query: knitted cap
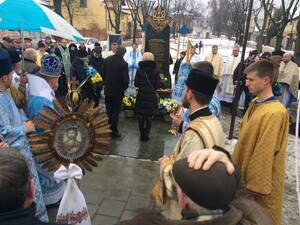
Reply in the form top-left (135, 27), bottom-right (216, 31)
top-left (78, 49), bottom-right (88, 58)
top-left (0, 49), bottom-right (12, 77)
top-left (93, 46), bottom-right (102, 54)
top-left (2, 36), bottom-right (12, 43)
top-left (7, 49), bottom-right (21, 64)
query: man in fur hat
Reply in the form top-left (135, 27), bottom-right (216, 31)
top-left (153, 69), bottom-right (225, 219)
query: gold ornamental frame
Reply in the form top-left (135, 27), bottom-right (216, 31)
top-left (28, 99), bottom-right (111, 172)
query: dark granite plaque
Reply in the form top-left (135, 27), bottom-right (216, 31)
top-left (145, 5), bottom-right (172, 88)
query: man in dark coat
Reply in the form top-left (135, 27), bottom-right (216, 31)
top-left (233, 49), bottom-right (258, 111)
top-left (89, 46), bottom-right (104, 107)
top-left (68, 43), bottom-right (78, 63)
top-left (54, 39), bottom-right (71, 99)
top-left (0, 148), bottom-right (67, 225)
top-left (102, 46), bottom-right (129, 138)
top-left (70, 48), bottom-right (93, 101)
top-left (173, 51), bottom-right (186, 84)
top-left (0, 36), bottom-right (13, 49)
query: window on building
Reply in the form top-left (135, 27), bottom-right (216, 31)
top-left (79, 0), bottom-right (87, 8)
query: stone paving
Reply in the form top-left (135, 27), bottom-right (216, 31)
top-left (48, 156), bottom-right (160, 225)
top-left (47, 106), bottom-right (300, 225)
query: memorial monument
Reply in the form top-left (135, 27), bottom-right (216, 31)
top-left (145, 4), bottom-right (172, 88)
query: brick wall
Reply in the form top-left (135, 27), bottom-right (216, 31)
top-left (78, 29), bottom-right (107, 41)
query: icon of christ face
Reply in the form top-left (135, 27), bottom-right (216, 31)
top-left (63, 128), bottom-right (81, 153)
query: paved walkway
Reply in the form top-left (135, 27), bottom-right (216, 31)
top-left (48, 112), bottom-right (176, 224)
top-left (47, 107), bottom-right (300, 225)
top-left (48, 156), bottom-right (159, 225)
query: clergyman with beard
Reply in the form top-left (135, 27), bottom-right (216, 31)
top-left (153, 69), bottom-right (225, 219)
top-left (27, 55), bottom-right (65, 207)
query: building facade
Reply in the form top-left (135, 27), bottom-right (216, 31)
top-left (49, 0), bottom-right (132, 40)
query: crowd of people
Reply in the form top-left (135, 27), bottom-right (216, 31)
top-left (0, 34), bottom-right (299, 225)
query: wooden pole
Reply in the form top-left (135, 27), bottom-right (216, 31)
top-left (228, 0), bottom-right (254, 139)
top-left (186, 37), bottom-right (191, 64)
top-left (176, 34), bottom-right (181, 59)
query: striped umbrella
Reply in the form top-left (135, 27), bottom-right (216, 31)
top-left (0, 0), bottom-right (83, 41)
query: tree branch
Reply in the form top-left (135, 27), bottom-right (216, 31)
top-left (103, 0), bottom-right (117, 30)
top-left (260, 0), bottom-right (276, 24)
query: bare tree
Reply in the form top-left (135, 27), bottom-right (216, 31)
top-left (53, 0), bottom-right (63, 17)
top-left (260, 0), bottom-right (299, 50)
top-left (230, 0), bottom-right (248, 45)
top-left (171, 0), bottom-right (204, 35)
top-left (62, 0), bottom-right (89, 26)
top-left (126, 0), bottom-right (143, 42)
top-left (63, 0), bottom-right (75, 25)
top-left (103, 0), bottom-right (124, 34)
top-left (208, 0), bottom-right (223, 36)
top-left (140, 0), bottom-right (155, 23)
top-left (253, 0), bottom-right (273, 52)
top-left (160, 0), bottom-right (172, 15)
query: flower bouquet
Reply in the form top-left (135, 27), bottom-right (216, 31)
top-left (122, 96), bottom-right (136, 110)
top-left (122, 96), bottom-right (136, 117)
top-left (84, 63), bottom-right (103, 86)
top-left (158, 98), bottom-right (179, 114)
top-left (77, 63), bottom-right (103, 94)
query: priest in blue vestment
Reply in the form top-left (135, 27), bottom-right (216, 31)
top-left (0, 49), bottom-right (48, 221)
top-left (27, 55), bottom-right (65, 207)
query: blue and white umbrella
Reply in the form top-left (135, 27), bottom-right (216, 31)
top-left (0, 0), bottom-right (83, 41)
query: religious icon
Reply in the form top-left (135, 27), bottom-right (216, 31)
top-left (63, 127), bottom-right (82, 153)
top-left (28, 99), bottom-right (111, 172)
top-left (54, 119), bottom-right (90, 160)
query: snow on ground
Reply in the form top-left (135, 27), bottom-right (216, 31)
top-left (170, 38), bottom-right (255, 62)
top-left (102, 37), bottom-right (299, 224)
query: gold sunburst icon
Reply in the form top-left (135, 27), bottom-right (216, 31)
top-left (28, 99), bottom-right (111, 173)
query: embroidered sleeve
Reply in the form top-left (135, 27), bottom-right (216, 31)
top-left (0, 104), bottom-right (26, 147)
top-left (177, 130), bottom-right (204, 160)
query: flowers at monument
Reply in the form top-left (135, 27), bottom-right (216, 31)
top-left (122, 96), bottom-right (136, 109)
top-left (158, 98), bottom-right (178, 113)
top-left (160, 73), bottom-right (168, 82)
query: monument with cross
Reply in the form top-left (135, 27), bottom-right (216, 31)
top-left (145, 3), bottom-right (172, 88)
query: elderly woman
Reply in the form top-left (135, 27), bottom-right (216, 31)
top-left (23, 48), bottom-right (40, 74)
top-left (134, 52), bottom-right (163, 141)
